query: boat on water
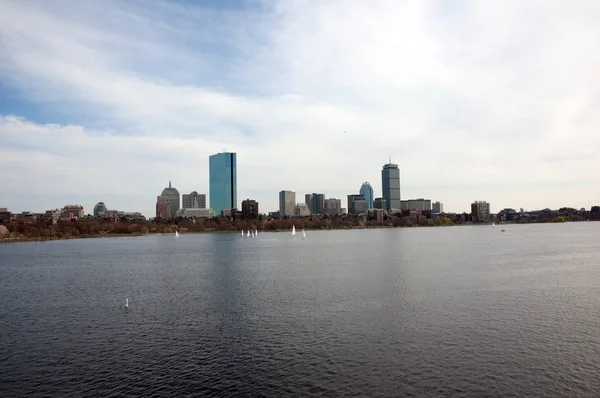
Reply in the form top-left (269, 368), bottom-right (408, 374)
top-left (302, 229), bottom-right (307, 240)
top-left (292, 225), bottom-right (296, 236)
top-left (175, 230), bottom-right (179, 237)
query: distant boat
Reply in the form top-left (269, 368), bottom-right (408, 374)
top-left (302, 229), bottom-right (306, 240)
top-left (241, 230), bottom-right (244, 237)
top-left (500, 228), bottom-right (506, 232)
top-left (492, 222), bottom-right (495, 227)
top-left (292, 225), bottom-right (296, 236)
top-left (255, 229), bottom-right (258, 236)
top-left (175, 230), bottom-right (179, 237)
top-left (124, 298), bottom-right (129, 310)
top-left (247, 230), bottom-right (250, 237)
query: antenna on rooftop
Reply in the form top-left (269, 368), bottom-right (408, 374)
top-left (389, 154), bottom-right (391, 164)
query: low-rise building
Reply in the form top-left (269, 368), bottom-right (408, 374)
top-left (176, 208), bottom-right (216, 218)
top-left (61, 205), bottom-right (84, 221)
top-left (241, 199), bottom-right (259, 219)
top-left (295, 203), bottom-right (311, 217)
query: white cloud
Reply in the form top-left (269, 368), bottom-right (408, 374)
top-left (0, 0), bottom-right (599, 216)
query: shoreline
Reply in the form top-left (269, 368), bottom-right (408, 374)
top-left (2, 221), bottom-right (592, 244)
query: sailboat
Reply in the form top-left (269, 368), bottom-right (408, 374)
top-left (492, 222), bottom-right (495, 227)
top-left (255, 229), bottom-right (258, 236)
top-left (175, 230), bottom-right (179, 237)
top-left (247, 230), bottom-right (250, 237)
top-left (241, 230), bottom-right (244, 237)
top-left (124, 298), bottom-right (129, 310)
top-left (302, 229), bottom-right (306, 240)
top-left (292, 225), bottom-right (296, 236)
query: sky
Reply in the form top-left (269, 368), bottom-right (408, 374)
top-left (0, 0), bottom-right (599, 217)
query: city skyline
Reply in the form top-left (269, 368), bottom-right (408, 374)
top-left (1, 1), bottom-right (599, 217)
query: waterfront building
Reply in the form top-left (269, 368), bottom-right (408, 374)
top-left (353, 199), bottom-right (369, 215)
top-left (156, 196), bottom-right (171, 218)
top-left (432, 201), bottom-right (443, 214)
top-left (61, 205), bottom-right (84, 221)
top-left (373, 197), bottom-right (387, 210)
top-left (241, 199), bottom-right (259, 219)
top-left (471, 201), bottom-right (491, 222)
top-left (359, 182), bottom-right (374, 209)
top-left (182, 191), bottom-right (206, 209)
top-left (93, 202), bottom-right (107, 217)
top-left (159, 181), bottom-right (180, 218)
top-left (209, 152), bottom-right (237, 215)
top-left (279, 190), bottom-right (296, 217)
top-left (324, 198), bottom-right (342, 216)
top-left (295, 203), bottom-right (311, 217)
top-left (401, 198), bottom-right (432, 211)
top-left (381, 160), bottom-right (401, 211)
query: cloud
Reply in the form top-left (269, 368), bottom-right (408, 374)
top-left (0, 0), bottom-right (599, 216)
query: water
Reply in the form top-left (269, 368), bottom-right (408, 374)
top-left (1, 223), bottom-right (600, 397)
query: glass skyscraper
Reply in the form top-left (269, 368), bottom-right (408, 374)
top-left (359, 182), bottom-right (374, 209)
top-left (382, 161), bottom-right (401, 211)
top-left (209, 152), bottom-right (237, 215)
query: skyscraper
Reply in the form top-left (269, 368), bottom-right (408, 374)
top-left (381, 160), bottom-right (401, 211)
top-left (359, 182), bottom-right (374, 209)
top-left (158, 181), bottom-right (180, 218)
top-left (209, 152), bottom-right (237, 215)
top-left (305, 193), bottom-right (325, 215)
top-left (279, 191), bottom-right (296, 217)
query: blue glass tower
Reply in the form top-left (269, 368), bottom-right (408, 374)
top-left (359, 182), bottom-right (374, 209)
top-left (209, 152), bottom-right (237, 215)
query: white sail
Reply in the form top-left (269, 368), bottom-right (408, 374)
top-left (292, 225), bottom-right (296, 236)
top-left (124, 298), bottom-right (129, 310)
top-left (247, 230), bottom-right (250, 237)
top-left (302, 229), bottom-right (306, 240)
top-left (255, 229), bottom-right (258, 236)
top-left (241, 230), bottom-right (244, 237)
top-left (175, 230), bottom-right (179, 237)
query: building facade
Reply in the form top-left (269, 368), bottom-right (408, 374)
top-left (373, 197), bottom-right (387, 210)
top-left (156, 196), bottom-right (171, 218)
top-left (182, 191), bottom-right (207, 209)
top-left (347, 194), bottom-right (365, 215)
top-left (471, 201), bottom-right (491, 222)
top-left (324, 198), bottom-right (342, 216)
top-left (93, 202), bottom-right (107, 218)
top-left (159, 181), bottom-right (180, 218)
top-left (295, 203), bottom-right (311, 217)
top-left (279, 190), bottom-right (296, 217)
top-left (432, 201), bottom-right (443, 213)
top-left (61, 205), bottom-right (84, 221)
top-left (241, 199), bottom-right (259, 219)
top-left (382, 161), bottom-right (401, 211)
top-left (209, 152), bottom-right (237, 215)
top-left (305, 193), bottom-right (325, 215)
top-left (175, 208), bottom-right (215, 218)
top-left (401, 198), bottom-right (432, 211)
top-left (359, 182), bottom-right (374, 209)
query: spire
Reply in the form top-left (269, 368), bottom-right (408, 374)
top-left (169, 180), bottom-right (171, 188)
top-left (389, 154), bottom-right (391, 164)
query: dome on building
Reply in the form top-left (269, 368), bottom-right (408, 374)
top-left (161, 180), bottom-right (180, 196)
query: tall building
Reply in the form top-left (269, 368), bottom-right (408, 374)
top-left (159, 181), bottom-right (180, 218)
top-left (324, 198), bottom-right (342, 216)
top-left (209, 152), bottom-right (237, 215)
top-left (279, 190), bottom-right (296, 217)
top-left (432, 201), bottom-right (443, 213)
top-left (182, 191), bottom-right (206, 209)
top-left (471, 201), bottom-right (491, 222)
top-left (93, 202), bottom-right (107, 217)
top-left (241, 199), bottom-right (259, 219)
top-left (305, 193), bottom-right (325, 215)
top-left (359, 182), bottom-right (374, 209)
top-left (382, 160), bottom-right (401, 211)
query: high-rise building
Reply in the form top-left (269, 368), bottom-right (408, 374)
top-left (241, 199), bottom-right (259, 219)
top-left (359, 182), bottom-right (374, 209)
top-left (279, 190), bottom-right (296, 217)
top-left (382, 160), bottom-right (401, 211)
top-left (432, 201), bottom-right (443, 213)
top-left (471, 201), bottom-right (491, 223)
top-left (182, 191), bottom-right (206, 209)
top-left (93, 202), bottom-right (107, 217)
top-left (159, 181), bottom-right (180, 218)
top-left (305, 193), bottom-right (325, 215)
top-left (324, 198), bottom-right (342, 216)
top-left (209, 152), bottom-right (237, 215)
